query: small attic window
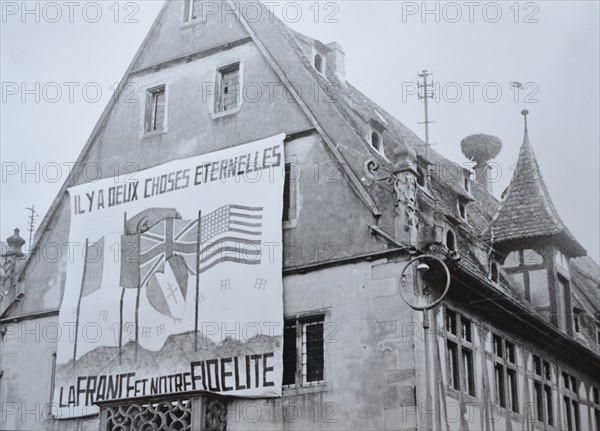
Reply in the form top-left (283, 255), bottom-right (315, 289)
top-left (314, 54), bottom-right (324, 73)
top-left (371, 131), bottom-right (384, 155)
top-left (446, 230), bottom-right (456, 251)
top-left (490, 262), bottom-right (499, 283)
top-left (463, 172), bottom-right (471, 192)
top-left (458, 201), bottom-right (467, 221)
top-left (416, 166), bottom-right (426, 187)
top-left (573, 312), bottom-right (581, 333)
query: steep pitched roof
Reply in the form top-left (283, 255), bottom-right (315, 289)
top-left (485, 115), bottom-right (585, 256)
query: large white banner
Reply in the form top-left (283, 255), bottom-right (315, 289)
top-left (53, 134), bottom-right (285, 418)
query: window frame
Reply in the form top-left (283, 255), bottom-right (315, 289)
top-left (282, 160), bottom-right (298, 229)
top-left (492, 334), bottom-right (519, 413)
top-left (213, 62), bottom-right (242, 118)
top-left (457, 200), bottom-right (468, 221)
top-left (532, 354), bottom-right (554, 426)
top-left (182, 0), bottom-right (197, 23)
top-left (562, 370), bottom-right (580, 431)
top-left (283, 314), bottom-right (327, 390)
top-left (144, 85), bottom-right (167, 134)
top-left (444, 308), bottom-right (475, 397)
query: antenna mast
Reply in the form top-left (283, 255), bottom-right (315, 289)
top-left (417, 70), bottom-right (435, 182)
top-left (25, 205), bottom-right (38, 252)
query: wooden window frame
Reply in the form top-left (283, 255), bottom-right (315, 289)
top-left (183, 0), bottom-right (197, 23)
top-left (145, 85), bottom-right (166, 133)
top-left (492, 334), bottom-right (519, 412)
top-left (532, 354), bottom-right (554, 425)
top-left (562, 371), bottom-right (580, 431)
top-left (215, 63), bottom-right (241, 114)
top-left (444, 308), bottom-right (475, 397)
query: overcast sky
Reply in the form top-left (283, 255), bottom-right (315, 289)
top-left (1, 1), bottom-right (599, 261)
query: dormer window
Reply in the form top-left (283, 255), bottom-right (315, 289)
top-left (314, 54), bottom-right (324, 73)
top-left (463, 171), bottom-right (471, 192)
top-left (490, 262), bottom-right (499, 283)
top-left (371, 131), bottom-right (383, 154)
top-left (416, 166), bottom-right (426, 187)
top-left (446, 230), bottom-right (456, 251)
top-left (458, 201), bottom-right (467, 221)
top-left (573, 311), bottom-right (581, 333)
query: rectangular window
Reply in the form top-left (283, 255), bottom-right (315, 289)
top-left (283, 315), bottom-right (325, 388)
top-left (562, 371), bottom-right (580, 431)
top-left (303, 319), bottom-right (324, 384)
top-left (461, 319), bottom-right (472, 342)
top-left (545, 384), bottom-right (554, 425)
top-left (533, 355), bottom-right (541, 376)
top-left (183, 0), bottom-right (197, 22)
top-left (447, 341), bottom-right (459, 389)
top-left (573, 313), bottom-right (580, 333)
top-left (444, 309), bottom-right (474, 396)
top-left (216, 63), bottom-right (240, 113)
top-left (493, 335), bottom-right (503, 357)
top-left (507, 368), bottom-right (518, 412)
top-left (534, 356), bottom-right (554, 425)
top-left (462, 348), bottom-right (475, 396)
top-left (282, 323), bottom-right (297, 386)
top-left (446, 309), bottom-right (457, 335)
top-left (492, 334), bottom-right (518, 411)
top-left (283, 163), bottom-right (292, 222)
top-left (495, 363), bottom-right (506, 407)
top-left (145, 85), bottom-right (166, 132)
top-left (505, 341), bottom-right (515, 364)
top-left (534, 382), bottom-right (543, 421)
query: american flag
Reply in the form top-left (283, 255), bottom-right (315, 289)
top-left (198, 205), bottom-right (263, 274)
top-left (139, 218), bottom-right (198, 287)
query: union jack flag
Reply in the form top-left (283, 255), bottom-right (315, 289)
top-left (198, 205), bottom-right (263, 274)
top-left (139, 218), bottom-right (198, 287)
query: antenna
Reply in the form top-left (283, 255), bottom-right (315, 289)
top-left (417, 70), bottom-right (435, 183)
top-left (25, 205), bottom-right (38, 252)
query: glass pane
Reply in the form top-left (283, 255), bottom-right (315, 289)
top-left (503, 251), bottom-right (521, 268)
top-left (447, 341), bottom-right (459, 389)
top-left (523, 249), bottom-right (544, 265)
top-left (507, 272), bottom-right (526, 298)
top-left (529, 269), bottom-right (550, 308)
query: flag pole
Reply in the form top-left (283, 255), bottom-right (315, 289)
top-left (73, 238), bottom-right (89, 364)
top-left (119, 212), bottom-right (126, 365)
top-left (195, 210), bottom-right (201, 351)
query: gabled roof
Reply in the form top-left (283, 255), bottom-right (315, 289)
top-left (485, 114), bottom-right (585, 257)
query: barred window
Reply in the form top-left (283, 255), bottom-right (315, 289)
top-left (445, 308), bottom-right (474, 396)
top-left (533, 354), bottom-right (554, 425)
top-left (145, 85), bottom-right (166, 132)
top-left (283, 316), bottom-right (325, 387)
top-left (216, 64), bottom-right (240, 113)
top-left (492, 334), bottom-right (519, 412)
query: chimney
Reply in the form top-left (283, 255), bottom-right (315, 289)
top-left (326, 42), bottom-right (345, 82)
top-left (460, 134), bottom-right (502, 194)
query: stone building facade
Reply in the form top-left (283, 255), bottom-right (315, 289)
top-left (1, 1), bottom-right (599, 430)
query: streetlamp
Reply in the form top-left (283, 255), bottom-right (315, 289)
top-left (399, 255), bottom-right (451, 430)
